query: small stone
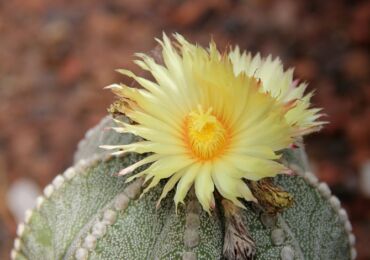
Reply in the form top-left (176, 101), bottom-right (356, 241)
top-left (103, 209), bottom-right (117, 225)
top-left (271, 228), bottom-right (285, 245)
top-left (350, 247), bottom-right (357, 260)
top-left (329, 196), bottom-right (341, 210)
top-left (92, 222), bottom-right (107, 238)
top-left (185, 213), bottom-right (200, 230)
top-left (261, 213), bottom-right (277, 228)
top-left (75, 248), bottom-right (88, 260)
top-left (52, 175), bottom-right (65, 189)
top-left (183, 251), bottom-right (196, 260)
top-left (36, 196), bottom-right (45, 209)
top-left (17, 223), bottom-right (25, 236)
top-left (63, 167), bottom-right (76, 180)
top-left (43, 184), bottom-right (54, 198)
top-left (184, 229), bottom-right (199, 249)
top-left (114, 193), bottom-right (129, 211)
top-left (318, 182), bottom-right (331, 198)
top-left (83, 234), bottom-right (97, 250)
top-left (280, 246), bottom-right (294, 260)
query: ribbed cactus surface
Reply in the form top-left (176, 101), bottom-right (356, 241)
top-left (11, 117), bottom-right (356, 260)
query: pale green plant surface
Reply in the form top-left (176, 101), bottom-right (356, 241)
top-left (12, 117), bottom-right (356, 260)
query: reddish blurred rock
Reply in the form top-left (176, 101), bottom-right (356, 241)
top-left (293, 58), bottom-right (317, 82)
top-left (167, 0), bottom-right (232, 27)
top-left (352, 221), bottom-right (370, 260)
top-left (316, 161), bottom-right (344, 186)
top-left (40, 18), bottom-right (74, 66)
top-left (349, 2), bottom-right (370, 45)
top-left (342, 50), bottom-right (369, 81)
top-left (347, 117), bottom-right (370, 148)
top-left (270, 0), bottom-right (299, 32)
top-left (58, 56), bottom-right (84, 86)
top-left (85, 9), bottom-right (125, 44)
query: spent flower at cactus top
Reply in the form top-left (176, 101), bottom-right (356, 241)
top-left (102, 34), bottom-right (324, 212)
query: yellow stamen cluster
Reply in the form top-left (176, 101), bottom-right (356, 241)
top-left (184, 106), bottom-right (228, 161)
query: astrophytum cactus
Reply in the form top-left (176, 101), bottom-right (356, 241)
top-left (11, 116), bottom-right (356, 260)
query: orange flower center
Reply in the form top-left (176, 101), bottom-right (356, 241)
top-left (184, 106), bottom-right (229, 161)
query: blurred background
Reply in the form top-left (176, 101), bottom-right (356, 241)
top-left (0, 0), bottom-right (369, 259)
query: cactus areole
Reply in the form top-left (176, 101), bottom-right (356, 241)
top-left (12, 35), bottom-right (355, 260)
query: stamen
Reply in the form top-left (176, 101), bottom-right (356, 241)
top-left (184, 106), bottom-right (229, 161)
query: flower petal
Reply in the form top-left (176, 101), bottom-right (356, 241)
top-left (144, 155), bottom-right (193, 181)
top-left (194, 163), bottom-right (215, 213)
top-left (224, 154), bottom-right (287, 181)
top-left (157, 168), bottom-right (187, 208)
top-left (117, 154), bottom-right (162, 176)
top-left (212, 170), bottom-right (256, 208)
top-left (114, 141), bottom-right (186, 155)
top-left (174, 163), bottom-right (200, 209)
top-left (229, 146), bottom-right (281, 160)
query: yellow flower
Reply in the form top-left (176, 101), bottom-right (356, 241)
top-left (229, 48), bottom-right (325, 135)
top-left (102, 34), bottom-right (316, 212)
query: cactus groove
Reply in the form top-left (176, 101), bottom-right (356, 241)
top-left (12, 117), bottom-right (356, 260)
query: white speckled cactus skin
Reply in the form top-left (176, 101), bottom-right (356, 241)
top-left (12, 117), bottom-right (356, 260)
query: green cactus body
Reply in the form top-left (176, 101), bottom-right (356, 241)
top-left (12, 117), bottom-right (356, 260)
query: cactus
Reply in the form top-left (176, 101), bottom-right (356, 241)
top-left (11, 116), bottom-right (356, 260)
